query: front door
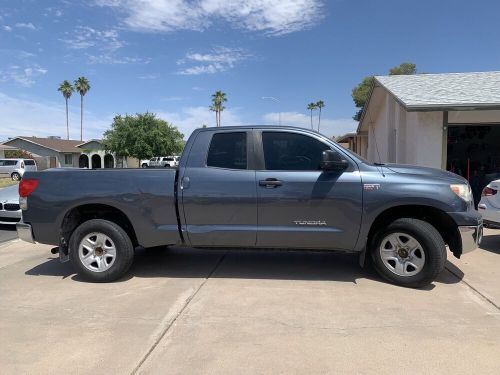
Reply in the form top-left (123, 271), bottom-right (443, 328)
top-left (181, 130), bottom-right (257, 247)
top-left (256, 131), bottom-right (363, 250)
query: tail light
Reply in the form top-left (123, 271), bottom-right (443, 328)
top-left (19, 178), bottom-right (39, 197)
top-left (482, 187), bottom-right (498, 197)
top-left (20, 161), bottom-right (25, 169)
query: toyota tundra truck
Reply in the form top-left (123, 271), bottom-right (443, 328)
top-left (16, 126), bottom-right (482, 287)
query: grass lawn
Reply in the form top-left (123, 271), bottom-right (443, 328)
top-left (0, 178), bottom-right (18, 189)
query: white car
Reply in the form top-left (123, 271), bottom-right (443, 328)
top-left (0, 158), bottom-right (37, 181)
top-left (141, 156), bottom-right (179, 168)
top-left (478, 179), bottom-right (500, 227)
top-left (0, 184), bottom-right (21, 225)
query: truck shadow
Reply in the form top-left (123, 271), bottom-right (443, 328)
top-left (25, 247), bottom-right (462, 289)
top-left (478, 232), bottom-right (500, 255)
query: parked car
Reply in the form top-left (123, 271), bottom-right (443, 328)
top-left (478, 179), bottom-right (500, 227)
top-left (0, 158), bottom-right (37, 181)
top-left (0, 184), bottom-right (21, 225)
top-left (157, 156), bottom-right (177, 168)
top-left (17, 126), bottom-right (482, 287)
top-left (146, 156), bottom-right (178, 168)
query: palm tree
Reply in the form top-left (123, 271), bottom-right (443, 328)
top-left (210, 91), bottom-right (227, 127)
top-left (74, 77), bottom-right (91, 141)
top-left (210, 103), bottom-right (218, 127)
top-left (316, 100), bottom-right (325, 132)
top-left (58, 80), bottom-right (74, 140)
top-left (307, 103), bottom-right (317, 130)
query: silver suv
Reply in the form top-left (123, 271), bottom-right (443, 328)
top-left (0, 159), bottom-right (37, 181)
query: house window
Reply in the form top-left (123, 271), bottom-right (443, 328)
top-left (64, 154), bottom-right (73, 165)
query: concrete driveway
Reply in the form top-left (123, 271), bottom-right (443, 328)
top-left (0, 224), bottom-right (17, 243)
top-left (1, 230), bottom-right (500, 375)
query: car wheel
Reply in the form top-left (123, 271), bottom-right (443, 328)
top-left (371, 218), bottom-right (446, 288)
top-left (141, 163), bottom-right (148, 168)
top-left (69, 219), bottom-right (134, 282)
top-left (11, 172), bottom-right (21, 181)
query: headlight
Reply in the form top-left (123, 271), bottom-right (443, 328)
top-left (450, 184), bottom-right (472, 202)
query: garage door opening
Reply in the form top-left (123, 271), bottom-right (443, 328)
top-left (447, 124), bottom-right (500, 205)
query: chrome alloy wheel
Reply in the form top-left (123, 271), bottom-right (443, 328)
top-left (379, 232), bottom-right (426, 277)
top-left (78, 232), bottom-right (117, 272)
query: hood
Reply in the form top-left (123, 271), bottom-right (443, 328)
top-left (0, 184), bottom-right (20, 203)
top-left (382, 163), bottom-right (468, 184)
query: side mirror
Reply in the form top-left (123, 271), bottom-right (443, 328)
top-left (320, 150), bottom-right (349, 171)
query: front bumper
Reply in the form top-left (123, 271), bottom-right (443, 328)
top-left (0, 209), bottom-right (22, 225)
top-left (16, 222), bottom-right (35, 243)
top-left (458, 224), bottom-right (483, 254)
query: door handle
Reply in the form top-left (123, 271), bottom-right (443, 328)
top-left (259, 178), bottom-right (282, 188)
top-left (180, 176), bottom-right (190, 190)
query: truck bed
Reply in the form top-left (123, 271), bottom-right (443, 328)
top-left (22, 168), bottom-right (181, 248)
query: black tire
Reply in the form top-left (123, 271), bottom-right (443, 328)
top-left (141, 163), bottom-right (148, 168)
top-left (69, 219), bottom-right (134, 282)
top-left (11, 172), bottom-right (21, 181)
top-left (370, 218), bottom-right (446, 288)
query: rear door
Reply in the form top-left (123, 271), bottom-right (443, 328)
top-left (24, 159), bottom-right (37, 172)
top-left (0, 160), bottom-right (7, 177)
top-left (180, 130), bottom-right (257, 247)
top-left (255, 130), bottom-right (363, 250)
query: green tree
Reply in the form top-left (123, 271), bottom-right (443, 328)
top-left (351, 76), bottom-right (375, 121)
top-left (103, 112), bottom-right (184, 161)
top-left (58, 80), bottom-right (74, 139)
top-left (307, 102), bottom-right (317, 129)
top-left (351, 62), bottom-right (417, 121)
top-left (74, 76), bottom-right (91, 141)
top-left (210, 91), bottom-right (227, 127)
top-left (316, 100), bottom-right (325, 132)
top-left (389, 62), bottom-right (417, 75)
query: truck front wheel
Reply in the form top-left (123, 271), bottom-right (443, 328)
top-left (69, 219), bottom-right (134, 282)
top-left (371, 218), bottom-right (446, 288)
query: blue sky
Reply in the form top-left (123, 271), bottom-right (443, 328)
top-left (1, 0), bottom-right (500, 141)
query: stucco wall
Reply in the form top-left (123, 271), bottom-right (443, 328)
top-left (412, 112), bottom-right (443, 168)
top-left (367, 92), bottom-right (389, 162)
top-left (366, 93), bottom-right (443, 168)
top-left (79, 141), bottom-right (104, 151)
top-left (449, 110), bottom-right (500, 124)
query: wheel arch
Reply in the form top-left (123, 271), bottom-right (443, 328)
top-left (61, 203), bottom-right (138, 249)
top-left (367, 205), bottom-right (461, 257)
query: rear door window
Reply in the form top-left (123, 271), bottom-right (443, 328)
top-left (24, 160), bottom-right (35, 166)
top-left (207, 132), bottom-right (247, 170)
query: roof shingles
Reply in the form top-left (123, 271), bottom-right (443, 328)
top-left (15, 137), bottom-right (83, 153)
top-left (375, 71), bottom-right (500, 109)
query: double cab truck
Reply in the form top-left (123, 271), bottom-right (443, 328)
top-left (17, 126), bottom-right (483, 287)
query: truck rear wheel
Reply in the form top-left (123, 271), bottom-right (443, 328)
top-left (371, 218), bottom-right (446, 288)
top-left (69, 219), bottom-right (134, 282)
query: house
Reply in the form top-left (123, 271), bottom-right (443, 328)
top-left (1, 136), bottom-right (137, 169)
top-left (335, 132), bottom-right (368, 154)
top-left (76, 140), bottom-right (140, 168)
top-left (2, 136), bottom-right (84, 169)
top-left (0, 144), bottom-right (17, 158)
top-left (355, 71), bottom-right (500, 185)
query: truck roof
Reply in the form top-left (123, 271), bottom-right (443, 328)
top-left (195, 125), bottom-right (323, 134)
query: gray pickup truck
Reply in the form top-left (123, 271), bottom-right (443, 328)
top-left (17, 126), bottom-right (482, 287)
